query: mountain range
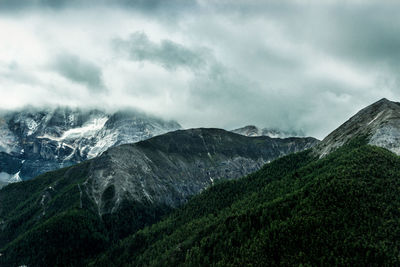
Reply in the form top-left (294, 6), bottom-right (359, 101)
top-left (0, 107), bottom-right (181, 183)
top-left (1, 98), bottom-right (400, 266)
top-left (78, 128), bottom-right (318, 215)
top-left (0, 128), bottom-right (318, 261)
top-left (232, 125), bottom-right (304, 138)
top-left (91, 98), bottom-right (400, 266)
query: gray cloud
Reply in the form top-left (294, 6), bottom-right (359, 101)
top-left (220, 1), bottom-right (400, 75)
top-left (53, 54), bottom-right (105, 92)
top-left (0, 172), bottom-right (12, 182)
top-left (114, 32), bottom-right (207, 71)
top-left (114, 0), bottom-right (197, 12)
top-left (113, 32), bottom-right (281, 130)
top-left (316, 6), bottom-right (400, 70)
top-left (0, 0), bottom-right (197, 14)
top-left (0, 62), bottom-right (39, 86)
top-left (0, 0), bottom-right (72, 10)
top-left (1, 1), bottom-right (400, 139)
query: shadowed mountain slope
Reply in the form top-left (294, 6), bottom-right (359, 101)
top-left (0, 127), bottom-right (318, 266)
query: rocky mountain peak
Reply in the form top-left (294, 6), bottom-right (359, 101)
top-left (314, 98), bottom-right (400, 157)
top-left (0, 107), bottom-right (181, 182)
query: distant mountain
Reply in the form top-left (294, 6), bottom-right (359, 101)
top-left (232, 125), bottom-right (304, 138)
top-left (0, 128), bottom-right (318, 266)
top-left (3, 98), bottom-right (400, 266)
top-left (314, 98), bottom-right (400, 157)
top-left (0, 107), bottom-right (181, 183)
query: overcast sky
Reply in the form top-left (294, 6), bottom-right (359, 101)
top-left (0, 0), bottom-right (399, 138)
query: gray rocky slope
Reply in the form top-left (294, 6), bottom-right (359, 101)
top-left (0, 128), bottom-right (319, 218)
top-left (0, 127), bottom-right (318, 256)
top-left (232, 125), bottom-right (304, 138)
top-left (83, 128), bottom-right (319, 214)
top-left (314, 98), bottom-right (400, 157)
top-left (0, 107), bottom-right (181, 183)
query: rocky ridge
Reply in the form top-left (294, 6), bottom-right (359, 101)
top-left (0, 107), bottom-right (181, 182)
top-left (83, 128), bottom-right (319, 214)
top-left (232, 125), bottom-right (304, 138)
top-left (314, 98), bottom-right (400, 157)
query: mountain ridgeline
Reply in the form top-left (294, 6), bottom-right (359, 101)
top-left (314, 98), bottom-right (400, 157)
top-left (0, 107), bottom-right (181, 183)
top-left (87, 128), bottom-right (318, 214)
top-left (93, 137), bottom-right (400, 266)
top-left (232, 125), bottom-right (304, 138)
top-left (91, 98), bottom-right (400, 266)
top-left (1, 98), bottom-right (400, 266)
top-left (0, 128), bottom-right (318, 266)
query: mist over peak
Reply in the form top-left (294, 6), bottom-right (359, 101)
top-left (1, 1), bottom-right (399, 138)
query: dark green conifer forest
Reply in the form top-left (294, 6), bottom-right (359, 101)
top-left (92, 138), bottom-right (400, 266)
top-left (2, 138), bottom-right (400, 266)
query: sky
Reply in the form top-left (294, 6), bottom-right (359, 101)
top-left (0, 0), bottom-right (399, 139)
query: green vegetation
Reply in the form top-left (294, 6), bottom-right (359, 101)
top-left (2, 137), bottom-right (400, 266)
top-left (92, 139), bottom-right (400, 266)
top-left (0, 161), bottom-right (171, 266)
top-left (0, 164), bottom-right (90, 250)
top-left (0, 209), bottom-right (108, 267)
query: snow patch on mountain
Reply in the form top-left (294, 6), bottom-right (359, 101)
top-left (232, 125), bottom-right (304, 138)
top-left (0, 107), bottom-right (182, 182)
top-left (26, 119), bottom-right (39, 136)
top-left (87, 130), bottom-right (119, 159)
top-left (60, 116), bottom-right (109, 140)
top-left (10, 171), bottom-right (22, 183)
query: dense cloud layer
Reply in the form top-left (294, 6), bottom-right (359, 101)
top-left (0, 0), bottom-right (399, 138)
top-left (53, 54), bottom-right (105, 92)
top-left (114, 32), bottom-right (207, 71)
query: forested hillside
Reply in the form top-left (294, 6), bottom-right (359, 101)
top-left (0, 128), bottom-right (317, 266)
top-left (92, 138), bottom-right (400, 266)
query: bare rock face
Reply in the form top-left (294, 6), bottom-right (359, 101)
top-left (0, 126), bottom-right (318, 259)
top-left (0, 107), bottom-right (181, 183)
top-left (232, 125), bottom-right (304, 138)
top-left (82, 128), bottom-right (319, 214)
top-left (0, 127), bottom-right (319, 230)
top-left (314, 98), bottom-right (400, 157)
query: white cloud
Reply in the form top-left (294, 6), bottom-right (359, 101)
top-left (0, 1), bottom-right (399, 139)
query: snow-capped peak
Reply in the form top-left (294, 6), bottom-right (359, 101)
top-left (0, 107), bottom-right (182, 182)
